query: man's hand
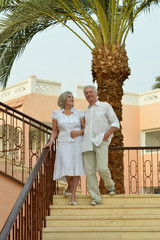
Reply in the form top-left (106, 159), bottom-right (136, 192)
top-left (103, 127), bottom-right (118, 142)
top-left (103, 132), bottom-right (109, 142)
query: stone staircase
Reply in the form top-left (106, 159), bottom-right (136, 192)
top-left (42, 194), bottom-right (160, 240)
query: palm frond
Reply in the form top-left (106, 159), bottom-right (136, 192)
top-left (152, 83), bottom-right (160, 89)
top-left (152, 76), bottom-right (160, 89)
top-left (94, 0), bottom-right (110, 45)
top-left (122, 0), bottom-right (160, 45)
top-left (0, 15), bottom-right (58, 88)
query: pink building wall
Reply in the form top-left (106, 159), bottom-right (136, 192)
top-left (122, 105), bottom-right (140, 146)
top-left (0, 174), bottom-right (23, 231)
top-left (140, 102), bottom-right (160, 130)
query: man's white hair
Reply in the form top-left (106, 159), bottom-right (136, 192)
top-left (83, 85), bottom-right (97, 94)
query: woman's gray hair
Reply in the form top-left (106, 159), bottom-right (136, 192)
top-left (58, 91), bottom-right (73, 108)
top-left (83, 85), bottom-right (97, 94)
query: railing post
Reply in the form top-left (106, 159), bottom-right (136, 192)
top-left (32, 185), bottom-right (37, 240)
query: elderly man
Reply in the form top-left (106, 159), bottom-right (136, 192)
top-left (82, 85), bottom-right (120, 206)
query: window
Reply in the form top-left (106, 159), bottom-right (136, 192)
top-left (145, 130), bottom-right (160, 147)
top-left (141, 129), bottom-right (160, 152)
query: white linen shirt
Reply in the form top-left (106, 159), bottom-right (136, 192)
top-left (82, 100), bottom-right (120, 152)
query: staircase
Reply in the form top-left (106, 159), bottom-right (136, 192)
top-left (42, 194), bottom-right (160, 240)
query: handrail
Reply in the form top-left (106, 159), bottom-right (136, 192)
top-left (0, 146), bottom-right (56, 240)
top-left (109, 146), bottom-right (160, 150)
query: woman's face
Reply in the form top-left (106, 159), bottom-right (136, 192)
top-left (65, 93), bottom-right (74, 107)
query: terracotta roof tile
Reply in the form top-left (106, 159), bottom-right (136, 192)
top-left (4, 95), bottom-right (29, 109)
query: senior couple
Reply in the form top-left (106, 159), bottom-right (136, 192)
top-left (43, 85), bottom-right (119, 206)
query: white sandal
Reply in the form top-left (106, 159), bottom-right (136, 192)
top-left (63, 191), bottom-right (71, 197)
top-left (70, 201), bottom-right (77, 205)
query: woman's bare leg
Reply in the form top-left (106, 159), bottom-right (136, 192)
top-left (65, 176), bottom-right (72, 193)
top-left (70, 176), bottom-right (80, 202)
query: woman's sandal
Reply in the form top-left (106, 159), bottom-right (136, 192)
top-left (63, 191), bottom-right (71, 197)
top-left (70, 201), bottom-right (77, 205)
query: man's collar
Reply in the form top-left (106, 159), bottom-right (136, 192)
top-left (95, 100), bottom-right (100, 105)
top-left (88, 100), bottom-right (99, 108)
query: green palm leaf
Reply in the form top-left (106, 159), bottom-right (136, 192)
top-left (152, 76), bottom-right (160, 90)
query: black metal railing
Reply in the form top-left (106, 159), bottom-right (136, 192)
top-left (0, 101), bottom-right (52, 183)
top-left (109, 146), bottom-right (160, 194)
top-left (0, 146), bottom-right (56, 240)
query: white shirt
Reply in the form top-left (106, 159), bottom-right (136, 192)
top-left (51, 108), bottom-right (84, 143)
top-left (82, 101), bottom-right (120, 152)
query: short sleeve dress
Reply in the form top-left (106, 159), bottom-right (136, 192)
top-left (51, 108), bottom-right (85, 181)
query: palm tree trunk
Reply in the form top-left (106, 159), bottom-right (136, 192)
top-left (91, 44), bottom-right (131, 194)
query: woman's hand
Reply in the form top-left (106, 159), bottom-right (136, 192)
top-left (43, 139), bottom-right (54, 150)
top-left (70, 130), bottom-right (80, 138)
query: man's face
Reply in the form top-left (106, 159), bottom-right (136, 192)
top-left (84, 87), bottom-right (97, 105)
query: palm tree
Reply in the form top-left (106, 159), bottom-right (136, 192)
top-left (0, 0), bottom-right (160, 193)
top-left (152, 76), bottom-right (160, 89)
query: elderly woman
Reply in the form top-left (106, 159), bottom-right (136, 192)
top-left (43, 91), bottom-right (85, 205)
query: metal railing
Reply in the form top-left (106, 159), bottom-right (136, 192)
top-left (0, 146), bottom-right (56, 240)
top-left (0, 102), bottom-right (57, 239)
top-left (0, 101), bottom-right (52, 183)
top-left (109, 146), bottom-right (160, 194)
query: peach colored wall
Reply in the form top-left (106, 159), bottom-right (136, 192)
top-left (0, 174), bottom-right (23, 231)
top-left (74, 98), bottom-right (88, 111)
top-left (140, 102), bottom-right (160, 130)
top-left (122, 105), bottom-right (140, 146)
top-left (23, 93), bottom-right (59, 122)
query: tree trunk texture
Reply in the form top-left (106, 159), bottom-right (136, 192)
top-left (92, 44), bottom-right (131, 194)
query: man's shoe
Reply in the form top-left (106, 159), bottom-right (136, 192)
top-left (108, 188), bottom-right (116, 196)
top-left (90, 200), bottom-right (101, 206)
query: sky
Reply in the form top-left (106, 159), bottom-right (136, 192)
top-left (6, 5), bottom-right (160, 96)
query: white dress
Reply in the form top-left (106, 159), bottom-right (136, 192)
top-left (52, 108), bottom-right (85, 180)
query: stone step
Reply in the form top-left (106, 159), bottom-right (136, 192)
top-left (53, 194), bottom-right (160, 205)
top-left (42, 194), bottom-right (160, 239)
top-left (41, 239), bottom-right (157, 240)
top-left (42, 239), bottom-right (159, 240)
top-left (50, 204), bottom-right (160, 216)
top-left (42, 226), bottom-right (160, 239)
top-left (46, 214), bottom-right (160, 227)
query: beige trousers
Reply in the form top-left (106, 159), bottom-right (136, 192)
top-left (83, 141), bottom-right (115, 202)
